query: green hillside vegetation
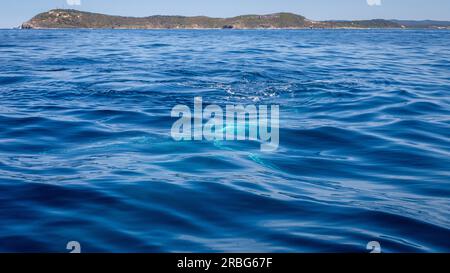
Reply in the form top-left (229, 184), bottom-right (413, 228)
top-left (22, 9), bottom-right (449, 30)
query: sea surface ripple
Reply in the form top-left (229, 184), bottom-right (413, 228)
top-left (0, 29), bottom-right (449, 252)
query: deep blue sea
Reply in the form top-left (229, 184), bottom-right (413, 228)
top-left (0, 29), bottom-right (449, 253)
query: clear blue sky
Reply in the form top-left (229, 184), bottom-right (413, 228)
top-left (1, 0), bottom-right (450, 28)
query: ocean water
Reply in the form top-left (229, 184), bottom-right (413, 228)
top-left (0, 29), bottom-right (449, 253)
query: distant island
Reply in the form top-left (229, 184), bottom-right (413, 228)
top-left (21, 9), bottom-right (450, 30)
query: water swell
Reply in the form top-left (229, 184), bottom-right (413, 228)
top-left (0, 29), bottom-right (449, 252)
